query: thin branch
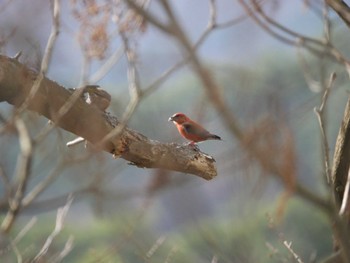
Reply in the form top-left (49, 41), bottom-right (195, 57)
top-left (17, 0), bottom-right (60, 113)
top-left (140, 0), bottom-right (247, 98)
top-left (89, 47), bottom-right (124, 83)
top-left (21, 163), bottom-right (65, 207)
top-left (98, 33), bottom-right (142, 146)
top-left (124, 0), bottom-right (172, 34)
top-left (51, 235), bottom-right (74, 263)
top-left (66, 136), bottom-right (85, 147)
top-left (1, 117), bottom-right (33, 233)
top-left (250, 0), bottom-right (324, 46)
top-left (237, 0), bottom-right (298, 46)
top-left (141, 0), bottom-right (219, 97)
top-left (4, 217), bottom-right (37, 263)
top-left (0, 166), bottom-right (11, 199)
top-left (146, 236), bottom-right (167, 259)
top-left (34, 86), bottom-right (88, 143)
top-left (164, 245), bottom-right (179, 263)
top-left (314, 72), bottom-right (336, 183)
top-left (283, 241), bottom-right (304, 263)
top-left (339, 168), bottom-right (350, 217)
top-left (296, 44), bottom-right (324, 92)
top-left (9, 240), bottom-right (22, 263)
top-left (13, 217), bottom-right (37, 244)
top-left (325, 0), bottom-right (350, 28)
top-left (33, 195), bottom-right (74, 262)
top-left (240, 0), bottom-right (350, 68)
top-left (323, 1), bottom-right (331, 43)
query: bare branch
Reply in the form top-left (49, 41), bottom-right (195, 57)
top-left (17, 0), bottom-right (60, 113)
top-left (89, 47), bottom-right (124, 83)
top-left (314, 72), bottom-right (337, 183)
top-left (1, 117), bottom-right (33, 233)
top-left (283, 241), bottom-right (304, 263)
top-left (146, 236), bottom-right (166, 259)
top-left (239, 0), bottom-right (350, 69)
top-left (13, 217), bottom-right (37, 244)
top-left (325, 0), bottom-right (350, 28)
top-left (98, 32), bottom-right (142, 147)
top-left (339, 168), bottom-right (350, 217)
top-left (9, 240), bottom-right (22, 263)
top-left (21, 163), bottom-right (65, 207)
top-left (124, 0), bottom-right (172, 34)
top-left (33, 195), bottom-right (73, 262)
top-left (51, 235), bottom-right (74, 263)
top-left (323, 2), bottom-right (331, 43)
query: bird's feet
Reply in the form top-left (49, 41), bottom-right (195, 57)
top-left (185, 141), bottom-right (199, 150)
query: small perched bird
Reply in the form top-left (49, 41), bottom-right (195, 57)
top-left (168, 112), bottom-right (221, 145)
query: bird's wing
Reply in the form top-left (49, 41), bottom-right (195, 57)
top-left (183, 123), bottom-right (210, 137)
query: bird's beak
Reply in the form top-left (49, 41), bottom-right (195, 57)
top-left (168, 116), bottom-right (174, 122)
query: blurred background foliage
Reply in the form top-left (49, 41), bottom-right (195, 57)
top-left (1, 0), bottom-right (350, 262)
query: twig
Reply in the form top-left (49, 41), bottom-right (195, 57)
top-left (322, 1), bottom-right (331, 43)
top-left (89, 47), bottom-right (124, 83)
top-left (240, 0), bottom-right (350, 68)
top-left (124, 0), bottom-right (172, 34)
top-left (51, 235), bottom-right (74, 263)
top-left (146, 235), bottom-right (166, 259)
top-left (9, 240), bottom-right (22, 263)
top-left (314, 72), bottom-right (336, 183)
top-left (33, 195), bottom-right (74, 262)
top-left (296, 47), bottom-right (321, 93)
top-left (325, 0), bottom-right (350, 29)
top-left (98, 32), bottom-right (141, 146)
top-left (339, 168), bottom-right (350, 217)
top-left (13, 51), bottom-right (22, 60)
top-left (237, 0), bottom-right (299, 46)
top-left (12, 217), bottom-right (37, 245)
top-left (1, 117), bottom-right (33, 233)
top-left (21, 163), bottom-right (65, 207)
top-left (17, 0), bottom-right (60, 113)
top-left (3, 217), bottom-right (37, 263)
top-left (137, 0), bottom-right (247, 99)
top-left (283, 241), bottom-right (304, 263)
top-left (0, 166), bottom-right (11, 198)
top-left (164, 245), bottom-right (179, 263)
top-left (66, 137), bottom-right (85, 147)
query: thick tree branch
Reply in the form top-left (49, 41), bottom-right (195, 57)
top-left (0, 55), bottom-right (217, 180)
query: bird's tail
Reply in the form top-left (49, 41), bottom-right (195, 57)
top-left (209, 134), bottom-right (222, 140)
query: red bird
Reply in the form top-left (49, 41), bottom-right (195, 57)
top-left (168, 112), bottom-right (221, 145)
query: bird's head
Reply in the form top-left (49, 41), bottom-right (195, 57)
top-left (168, 112), bottom-right (188, 124)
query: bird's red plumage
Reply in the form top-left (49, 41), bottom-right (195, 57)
top-left (169, 113), bottom-right (221, 144)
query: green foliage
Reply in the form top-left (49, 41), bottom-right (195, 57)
top-left (4, 197), bottom-right (331, 262)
